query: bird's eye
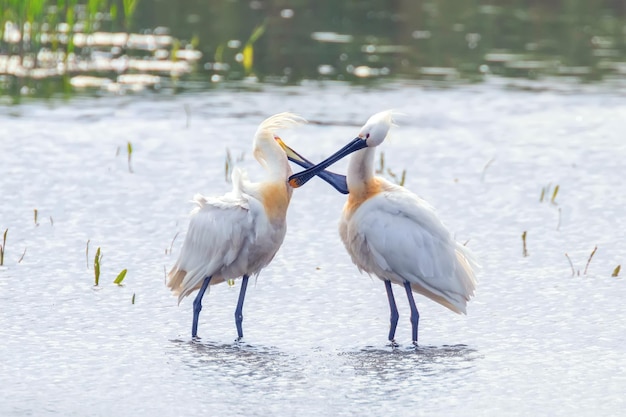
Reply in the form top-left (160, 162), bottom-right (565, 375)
top-left (365, 133), bottom-right (370, 139)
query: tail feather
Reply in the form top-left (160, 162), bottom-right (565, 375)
top-left (453, 243), bottom-right (480, 306)
top-left (167, 268), bottom-right (187, 297)
top-left (168, 266), bottom-right (210, 305)
top-left (415, 244), bottom-right (479, 315)
top-left (410, 283), bottom-right (467, 314)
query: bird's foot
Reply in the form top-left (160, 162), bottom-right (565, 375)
top-left (389, 339), bottom-right (399, 348)
top-left (234, 336), bottom-right (244, 343)
top-left (412, 340), bottom-right (419, 348)
top-left (191, 335), bottom-right (202, 343)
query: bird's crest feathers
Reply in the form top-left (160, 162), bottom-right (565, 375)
top-left (255, 112), bottom-right (307, 138)
top-left (253, 112), bottom-right (306, 175)
top-left (366, 110), bottom-right (397, 127)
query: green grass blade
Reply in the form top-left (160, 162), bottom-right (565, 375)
top-left (242, 43), bottom-right (254, 74)
top-left (114, 268), bottom-right (127, 285)
top-left (94, 247), bottom-right (101, 286)
top-left (247, 23), bottom-right (266, 45)
top-left (214, 43), bottom-right (224, 62)
top-left (127, 141), bottom-right (133, 172)
top-left (399, 170), bottom-right (406, 186)
top-left (110, 3), bottom-right (118, 19)
top-left (0, 228), bottom-right (6, 266)
top-left (551, 185), bottom-right (559, 204)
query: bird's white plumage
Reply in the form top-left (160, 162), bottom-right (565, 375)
top-left (339, 110), bottom-right (478, 314)
top-left (168, 113), bottom-right (304, 303)
top-left (340, 179), bottom-right (478, 313)
top-left (360, 110), bottom-right (397, 147)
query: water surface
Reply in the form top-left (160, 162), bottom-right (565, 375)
top-left (1, 82), bottom-right (625, 416)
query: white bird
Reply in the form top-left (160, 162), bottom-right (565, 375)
top-left (168, 112), bottom-right (347, 339)
top-left (289, 111), bottom-right (479, 346)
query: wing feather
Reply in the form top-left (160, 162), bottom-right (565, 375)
top-left (344, 189), bottom-right (476, 313)
top-left (168, 191), bottom-right (255, 302)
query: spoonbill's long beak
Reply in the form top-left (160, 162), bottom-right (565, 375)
top-left (274, 137), bottom-right (349, 194)
top-left (288, 137), bottom-right (367, 189)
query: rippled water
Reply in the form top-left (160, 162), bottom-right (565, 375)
top-left (3, 1), bottom-right (626, 99)
top-left (1, 82), bottom-right (625, 416)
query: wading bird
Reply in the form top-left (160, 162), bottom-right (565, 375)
top-left (289, 111), bottom-right (478, 346)
top-left (168, 113), bottom-right (347, 339)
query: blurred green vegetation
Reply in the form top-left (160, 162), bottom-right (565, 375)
top-left (0, 0), bottom-right (144, 100)
top-left (148, 0), bottom-right (624, 81)
top-left (1, 0), bottom-right (625, 100)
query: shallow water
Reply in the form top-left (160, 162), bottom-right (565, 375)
top-left (1, 81), bottom-right (625, 416)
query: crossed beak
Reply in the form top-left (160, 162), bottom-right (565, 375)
top-left (274, 136), bottom-right (349, 194)
top-left (287, 137), bottom-right (368, 189)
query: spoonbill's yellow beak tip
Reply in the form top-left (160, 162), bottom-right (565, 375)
top-left (275, 136), bottom-right (305, 163)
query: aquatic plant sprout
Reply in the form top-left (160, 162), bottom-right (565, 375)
top-left (114, 268), bottom-right (127, 285)
top-left (0, 228), bottom-right (7, 266)
top-left (94, 246), bottom-right (102, 286)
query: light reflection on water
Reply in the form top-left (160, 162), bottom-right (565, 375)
top-left (165, 339), bottom-right (481, 415)
top-left (346, 344), bottom-right (479, 378)
top-left (341, 344), bottom-right (480, 404)
top-left (172, 339), bottom-right (298, 381)
top-left (1, 83), bottom-right (625, 416)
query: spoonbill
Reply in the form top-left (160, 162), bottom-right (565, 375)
top-left (289, 111), bottom-right (478, 346)
top-left (168, 112), bottom-right (347, 339)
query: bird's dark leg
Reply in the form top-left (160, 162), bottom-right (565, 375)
top-left (192, 276), bottom-right (212, 338)
top-left (384, 280), bottom-right (400, 347)
top-left (403, 281), bottom-right (420, 346)
top-left (234, 275), bottom-right (250, 341)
